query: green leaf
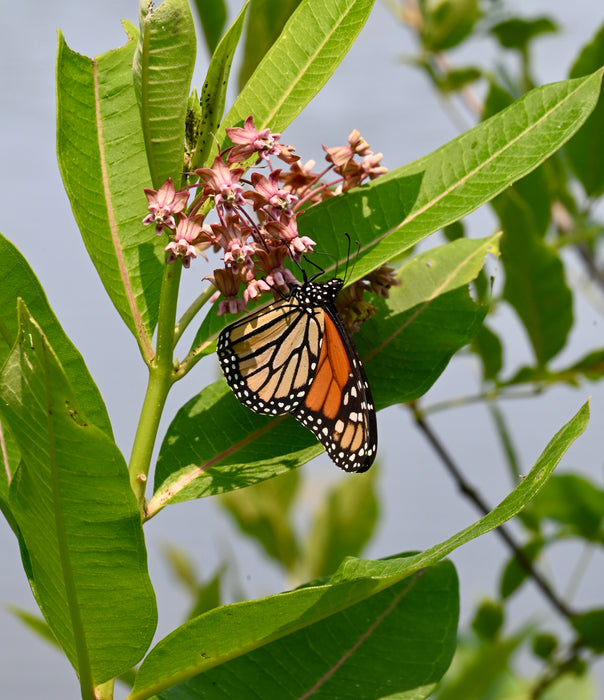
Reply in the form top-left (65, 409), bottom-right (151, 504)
top-left (437, 66), bottom-right (483, 93)
top-left (7, 606), bottom-right (61, 649)
top-left (219, 469), bottom-right (300, 570)
top-left (523, 472), bottom-right (604, 541)
top-left (56, 30), bottom-right (164, 359)
top-left (0, 233), bottom-right (112, 437)
top-left (191, 3), bottom-right (249, 169)
top-left (490, 16), bottom-right (558, 53)
top-left (419, 0), bottom-right (481, 52)
top-left (502, 348), bottom-right (604, 387)
top-left (303, 467), bottom-right (379, 579)
top-left (388, 234), bottom-right (500, 314)
top-left (150, 287), bottom-right (484, 511)
top-left (133, 0), bottom-right (197, 188)
top-left (567, 22), bottom-right (604, 197)
top-left (191, 72), bottom-right (603, 359)
top-left (471, 599), bottom-right (504, 641)
top-left (435, 633), bottom-right (527, 700)
top-left (191, 0), bottom-right (227, 55)
top-left (499, 195), bottom-right (573, 366)
top-left (361, 286), bottom-right (485, 410)
top-left (296, 70), bottom-right (604, 284)
top-left (221, 0), bottom-right (375, 139)
top-left (471, 323), bottom-right (503, 380)
top-left (162, 545), bottom-right (225, 618)
top-left (237, 0), bottom-right (302, 90)
top-left (499, 537), bottom-right (545, 599)
top-left (1, 305), bottom-right (157, 687)
top-left (571, 608), bottom-right (604, 653)
top-left (155, 561), bottom-right (457, 699)
top-left (133, 401), bottom-right (588, 697)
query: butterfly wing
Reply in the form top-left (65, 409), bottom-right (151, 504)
top-left (292, 302), bottom-right (377, 473)
top-left (218, 279), bottom-right (377, 471)
top-left (217, 297), bottom-right (324, 415)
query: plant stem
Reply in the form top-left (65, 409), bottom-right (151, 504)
top-left (173, 282), bottom-right (216, 345)
top-left (128, 262), bottom-right (182, 513)
top-left (409, 402), bottom-right (576, 620)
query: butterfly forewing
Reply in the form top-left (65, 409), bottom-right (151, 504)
top-left (217, 297), bottom-right (324, 415)
top-left (217, 277), bottom-right (377, 471)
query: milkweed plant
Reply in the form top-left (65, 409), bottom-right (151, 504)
top-left (1, 0), bottom-right (603, 698)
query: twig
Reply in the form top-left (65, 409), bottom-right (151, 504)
top-left (409, 403), bottom-right (576, 620)
top-left (530, 643), bottom-right (585, 699)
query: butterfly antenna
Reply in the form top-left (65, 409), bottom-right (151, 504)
top-left (343, 232), bottom-right (361, 285)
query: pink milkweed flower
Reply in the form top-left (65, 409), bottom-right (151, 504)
top-left (165, 213), bottom-right (209, 268)
top-left (263, 215), bottom-right (315, 255)
top-left (143, 177), bottom-right (190, 234)
top-left (254, 246), bottom-right (299, 295)
top-left (195, 157), bottom-right (246, 209)
top-left (239, 266), bottom-right (272, 305)
top-left (245, 170), bottom-right (299, 216)
top-left (226, 115), bottom-right (284, 164)
top-left (208, 268), bottom-right (246, 315)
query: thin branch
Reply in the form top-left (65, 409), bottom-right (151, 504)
top-left (409, 403), bottom-right (576, 620)
top-left (422, 386), bottom-right (542, 415)
top-left (530, 644), bottom-right (586, 699)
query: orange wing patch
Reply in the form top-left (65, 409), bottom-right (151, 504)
top-left (304, 313), bottom-right (351, 419)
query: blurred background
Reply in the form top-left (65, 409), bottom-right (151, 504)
top-left (1, 0), bottom-right (603, 697)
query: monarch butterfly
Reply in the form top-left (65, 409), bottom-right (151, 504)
top-left (217, 274), bottom-right (377, 472)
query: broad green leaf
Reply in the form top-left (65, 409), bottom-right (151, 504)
top-left (221, 0), bottom-right (375, 139)
top-left (303, 466), bottom-right (379, 579)
top-left (56, 31), bottom-right (164, 359)
top-left (388, 234), bottom-right (500, 314)
top-left (191, 72), bottom-right (602, 358)
top-left (522, 472), bottom-right (604, 542)
top-left (191, 0), bottom-right (227, 55)
top-left (499, 196), bottom-right (573, 366)
top-left (0, 233), bottom-right (112, 436)
top-left (237, 0), bottom-right (302, 90)
top-left (191, 3), bottom-right (248, 169)
top-left (360, 286), bottom-right (485, 410)
top-left (155, 561), bottom-right (457, 700)
top-left (188, 231), bottom-right (495, 364)
top-left (567, 22), bottom-right (604, 198)
top-left (133, 0), bottom-right (197, 188)
top-left (149, 286), bottom-right (484, 512)
top-left (220, 469), bottom-right (300, 570)
top-left (133, 401), bottom-right (588, 697)
top-left (1, 305), bottom-right (157, 687)
top-left (297, 70), bottom-right (604, 285)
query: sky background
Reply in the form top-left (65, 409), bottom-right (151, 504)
top-left (1, 0), bottom-right (604, 697)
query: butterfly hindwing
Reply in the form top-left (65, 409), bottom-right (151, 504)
top-left (293, 299), bottom-right (377, 472)
top-left (217, 277), bottom-right (377, 471)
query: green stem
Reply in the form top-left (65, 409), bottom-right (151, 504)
top-left (173, 283), bottom-right (216, 345)
top-left (129, 262), bottom-right (182, 513)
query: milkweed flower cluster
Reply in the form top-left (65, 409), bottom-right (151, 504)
top-left (142, 116), bottom-right (394, 320)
